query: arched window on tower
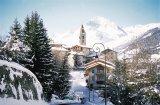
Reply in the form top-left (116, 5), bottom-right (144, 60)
top-left (82, 36), bottom-right (84, 39)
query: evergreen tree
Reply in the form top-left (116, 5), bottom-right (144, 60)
top-left (0, 19), bottom-right (32, 67)
top-left (10, 18), bottom-right (22, 40)
top-left (74, 54), bottom-right (81, 68)
top-left (23, 12), bottom-right (57, 101)
top-left (0, 39), bottom-right (5, 60)
top-left (23, 16), bottom-right (31, 46)
top-left (107, 60), bottom-right (134, 105)
top-left (53, 53), bottom-right (71, 99)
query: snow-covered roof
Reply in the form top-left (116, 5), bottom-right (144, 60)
top-left (86, 62), bottom-right (115, 70)
top-left (51, 47), bottom-right (69, 52)
top-left (50, 42), bottom-right (64, 46)
top-left (86, 51), bottom-right (101, 57)
top-left (69, 51), bottom-right (85, 55)
top-left (101, 48), bottom-right (117, 54)
top-left (86, 59), bottom-right (115, 67)
top-left (85, 59), bottom-right (115, 71)
top-left (72, 44), bottom-right (91, 49)
top-left (63, 44), bottom-right (72, 48)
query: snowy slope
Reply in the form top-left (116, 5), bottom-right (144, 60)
top-left (0, 60), bottom-right (43, 101)
top-left (112, 24), bottom-right (160, 52)
top-left (53, 16), bottom-right (127, 48)
top-left (124, 23), bottom-right (160, 37)
top-left (121, 27), bottom-right (160, 56)
top-left (52, 16), bottom-right (160, 51)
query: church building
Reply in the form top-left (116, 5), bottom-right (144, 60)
top-left (71, 25), bottom-right (91, 68)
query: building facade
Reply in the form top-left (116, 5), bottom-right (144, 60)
top-left (101, 49), bottom-right (118, 63)
top-left (85, 59), bottom-right (115, 89)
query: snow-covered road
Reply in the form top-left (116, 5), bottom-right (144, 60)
top-left (69, 70), bottom-right (113, 105)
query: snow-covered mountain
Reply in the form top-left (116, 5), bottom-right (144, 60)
top-left (52, 16), bottom-right (160, 52)
top-left (118, 27), bottom-right (160, 60)
top-left (124, 23), bottom-right (160, 37)
top-left (126, 27), bottom-right (160, 53)
top-left (53, 16), bottom-right (127, 48)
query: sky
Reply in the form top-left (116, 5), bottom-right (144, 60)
top-left (0, 0), bottom-right (160, 37)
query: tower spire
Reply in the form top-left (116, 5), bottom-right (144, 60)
top-left (82, 24), bottom-right (84, 28)
top-left (81, 25), bottom-right (85, 33)
top-left (79, 24), bottom-right (86, 45)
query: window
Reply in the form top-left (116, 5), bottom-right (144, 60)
top-left (97, 76), bottom-right (104, 81)
top-left (82, 36), bottom-right (84, 39)
top-left (97, 69), bottom-right (104, 73)
top-left (92, 69), bottom-right (94, 73)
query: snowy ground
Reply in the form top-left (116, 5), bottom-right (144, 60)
top-left (0, 68), bottom-right (113, 105)
top-left (69, 70), bottom-right (113, 105)
top-left (0, 98), bottom-right (48, 105)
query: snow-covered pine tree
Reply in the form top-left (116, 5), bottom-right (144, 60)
top-left (0, 38), bottom-right (5, 60)
top-left (0, 19), bottom-right (32, 67)
top-left (53, 52), bottom-right (71, 99)
top-left (0, 37), bottom-right (3, 47)
top-left (4, 18), bottom-right (22, 51)
top-left (74, 54), bottom-right (81, 68)
top-left (108, 60), bottom-right (133, 105)
top-left (22, 16), bottom-right (34, 70)
top-left (23, 12), bottom-right (57, 101)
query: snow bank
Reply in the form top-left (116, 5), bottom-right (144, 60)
top-left (0, 60), bottom-right (43, 101)
top-left (0, 98), bottom-right (48, 105)
top-left (0, 60), bottom-right (37, 80)
top-left (86, 101), bottom-right (114, 105)
top-left (151, 54), bottom-right (160, 60)
top-left (51, 99), bottom-right (81, 105)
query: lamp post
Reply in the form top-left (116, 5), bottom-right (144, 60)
top-left (89, 71), bottom-right (91, 102)
top-left (92, 43), bottom-right (107, 105)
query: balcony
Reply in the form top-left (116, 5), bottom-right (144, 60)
top-left (96, 80), bottom-right (105, 84)
top-left (96, 69), bottom-right (104, 74)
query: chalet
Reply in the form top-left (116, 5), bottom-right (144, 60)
top-left (50, 41), bottom-right (69, 61)
top-left (101, 49), bottom-right (118, 63)
top-left (86, 48), bottom-right (117, 64)
top-left (85, 51), bottom-right (101, 63)
top-left (70, 44), bottom-right (91, 68)
top-left (71, 45), bottom-right (91, 55)
top-left (85, 59), bottom-right (115, 89)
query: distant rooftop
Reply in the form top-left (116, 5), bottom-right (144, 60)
top-left (72, 44), bottom-right (91, 49)
top-left (101, 48), bottom-right (117, 54)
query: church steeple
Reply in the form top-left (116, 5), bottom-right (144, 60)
top-left (79, 25), bottom-right (86, 45)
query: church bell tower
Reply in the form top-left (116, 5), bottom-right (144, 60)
top-left (79, 25), bottom-right (86, 45)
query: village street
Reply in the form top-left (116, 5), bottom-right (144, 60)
top-left (68, 70), bottom-right (113, 105)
